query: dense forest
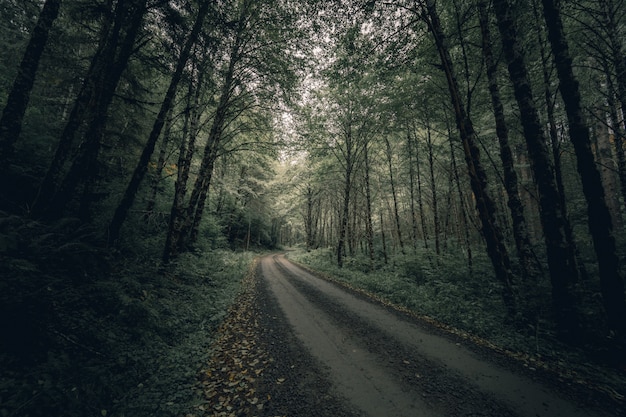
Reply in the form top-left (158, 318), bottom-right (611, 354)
top-left (1, 0), bottom-right (626, 415)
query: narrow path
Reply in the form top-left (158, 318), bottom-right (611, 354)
top-left (256, 253), bottom-right (614, 417)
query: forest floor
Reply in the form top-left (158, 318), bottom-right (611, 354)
top-left (194, 253), bottom-right (623, 417)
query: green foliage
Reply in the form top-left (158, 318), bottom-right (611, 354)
top-left (0, 211), bottom-right (255, 417)
top-left (289, 247), bottom-right (526, 348)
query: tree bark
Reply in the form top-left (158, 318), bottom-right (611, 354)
top-left (45, 0), bottom-right (147, 219)
top-left (32, 0), bottom-right (117, 213)
top-left (422, 0), bottom-right (516, 316)
top-left (424, 121), bottom-right (440, 256)
top-left (384, 136), bottom-right (405, 254)
top-left (108, 0), bottom-right (212, 245)
top-left (364, 141), bottom-right (375, 262)
top-left (492, 0), bottom-right (580, 339)
top-left (0, 0), bottom-right (62, 161)
top-left (541, 0), bottom-right (626, 334)
top-left (449, 134), bottom-right (473, 276)
top-left (406, 126), bottom-right (419, 250)
top-left (478, 1), bottom-right (543, 288)
top-left (337, 125), bottom-right (353, 268)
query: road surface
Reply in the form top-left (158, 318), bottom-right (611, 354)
top-left (255, 253), bottom-right (615, 417)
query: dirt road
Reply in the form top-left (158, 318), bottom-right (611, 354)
top-left (254, 253), bottom-right (615, 417)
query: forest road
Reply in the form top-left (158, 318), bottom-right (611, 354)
top-left (256, 253), bottom-right (614, 417)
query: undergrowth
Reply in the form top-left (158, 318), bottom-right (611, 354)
top-left (0, 211), bottom-right (254, 417)
top-left (288, 247), bottom-right (526, 347)
top-left (287, 247), bottom-right (626, 403)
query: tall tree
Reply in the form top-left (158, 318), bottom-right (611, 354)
top-left (492, 0), bottom-right (581, 339)
top-left (420, 0), bottom-right (517, 316)
top-left (45, 0), bottom-right (149, 219)
top-left (477, 1), bottom-right (543, 288)
top-left (541, 0), bottom-right (626, 335)
top-left (108, 0), bottom-right (213, 245)
top-left (0, 0), bottom-right (62, 161)
top-left (32, 0), bottom-right (147, 217)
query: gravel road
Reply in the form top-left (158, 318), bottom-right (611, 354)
top-left (252, 253), bottom-right (617, 417)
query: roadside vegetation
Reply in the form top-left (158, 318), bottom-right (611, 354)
top-left (0, 212), bottom-right (255, 417)
top-left (288, 247), bottom-right (626, 403)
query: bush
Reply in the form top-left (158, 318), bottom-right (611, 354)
top-left (0, 212), bottom-right (255, 417)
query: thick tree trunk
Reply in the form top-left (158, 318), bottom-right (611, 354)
top-left (0, 0), bottom-right (62, 161)
top-left (413, 124), bottom-right (430, 250)
top-left (604, 64), bottom-right (626, 211)
top-left (108, 0), bottom-right (212, 245)
top-left (542, 0), bottom-right (626, 334)
top-left (305, 185), bottom-right (315, 250)
top-left (423, 0), bottom-right (517, 316)
top-left (478, 2), bottom-right (542, 289)
top-left (380, 209), bottom-right (388, 264)
top-left (162, 90), bottom-right (200, 262)
top-left (601, 0), bottom-right (626, 129)
top-left (145, 108), bottom-right (174, 214)
top-left (188, 167), bottom-right (214, 246)
top-left (492, 0), bottom-right (580, 339)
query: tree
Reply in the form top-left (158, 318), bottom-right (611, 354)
top-left (492, 0), bottom-right (581, 339)
top-left (32, 0), bottom-right (148, 217)
top-left (0, 0), bottom-right (62, 162)
top-left (541, 0), bottom-right (626, 335)
top-left (108, 0), bottom-right (213, 245)
top-left (421, 0), bottom-right (517, 316)
top-left (477, 1), bottom-right (543, 290)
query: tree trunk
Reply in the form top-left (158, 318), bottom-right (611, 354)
top-left (162, 87), bottom-right (200, 262)
top-left (337, 127), bottom-right (353, 268)
top-left (406, 126), bottom-right (419, 250)
top-left (604, 62), bottom-right (626, 212)
top-left (45, 0), bottom-right (147, 219)
top-left (384, 136), bottom-right (404, 254)
top-left (108, 0), bottom-right (212, 245)
top-left (380, 209), bottom-right (388, 264)
top-left (449, 134), bottom-right (473, 276)
top-left (492, 0), bottom-right (580, 339)
top-left (364, 142), bottom-right (375, 262)
top-left (0, 0), bottom-right (62, 161)
top-left (542, 0), bottom-right (626, 334)
top-left (145, 107), bottom-right (175, 214)
top-left (422, 0), bottom-right (517, 316)
top-left (478, 1), bottom-right (543, 290)
top-left (601, 0), bottom-right (626, 130)
top-left (425, 121), bottom-right (440, 256)
top-left (413, 123), bottom-right (430, 250)
top-left (32, 0), bottom-right (121, 213)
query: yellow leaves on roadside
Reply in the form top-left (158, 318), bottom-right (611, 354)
top-left (195, 261), bottom-right (270, 416)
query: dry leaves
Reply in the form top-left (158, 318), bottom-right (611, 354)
top-left (195, 259), bottom-right (271, 417)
